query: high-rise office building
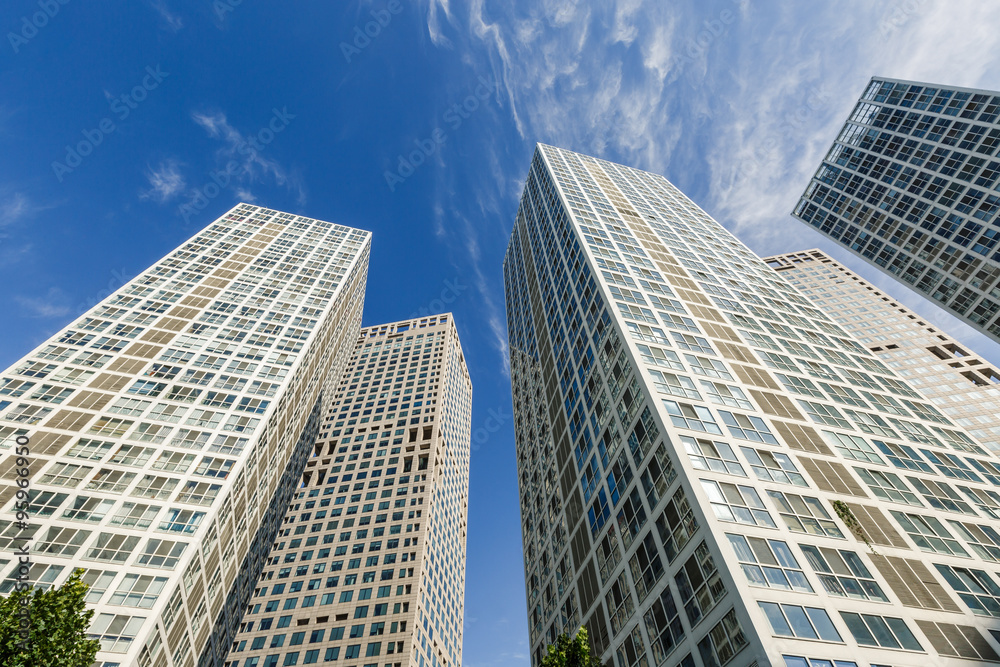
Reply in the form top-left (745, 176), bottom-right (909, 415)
top-left (223, 314), bottom-right (472, 667)
top-left (765, 249), bottom-right (1000, 452)
top-left (0, 204), bottom-right (370, 667)
top-left (793, 76), bottom-right (1000, 345)
top-left (505, 144), bottom-right (1000, 667)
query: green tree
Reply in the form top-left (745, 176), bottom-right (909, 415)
top-left (0, 568), bottom-right (100, 667)
top-left (541, 627), bottom-right (603, 667)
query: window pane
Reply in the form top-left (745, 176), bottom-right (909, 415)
top-left (770, 541), bottom-right (798, 568)
top-left (762, 567), bottom-right (791, 590)
top-left (741, 564), bottom-right (767, 587)
top-left (885, 617), bottom-right (921, 651)
top-left (862, 614), bottom-right (899, 649)
top-left (784, 605), bottom-right (818, 639)
top-left (841, 612), bottom-right (877, 646)
top-left (760, 602), bottom-right (792, 636)
top-left (805, 607), bottom-right (841, 642)
top-left (787, 570), bottom-right (813, 593)
top-left (727, 534), bottom-right (754, 562)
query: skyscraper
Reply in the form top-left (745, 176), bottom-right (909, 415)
top-left (222, 314), bottom-right (472, 667)
top-left (765, 249), bottom-right (1000, 452)
top-left (505, 144), bottom-right (1000, 667)
top-left (0, 204), bottom-right (370, 666)
top-left (792, 76), bottom-right (1000, 346)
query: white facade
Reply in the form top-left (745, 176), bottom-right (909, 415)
top-left (765, 249), bottom-right (1000, 452)
top-left (0, 204), bottom-right (370, 666)
top-left (505, 145), bottom-right (1000, 667)
top-left (222, 315), bottom-right (472, 667)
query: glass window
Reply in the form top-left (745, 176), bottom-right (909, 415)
top-left (873, 440), bottom-right (932, 473)
top-left (158, 508), bottom-right (205, 534)
top-left (741, 330), bottom-right (779, 350)
top-left (767, 491), bottom-right (843, 538)
top-left (782, 657), bottom-right (857, 667)
top-left (888, 418), bottom-right (939, 445)
top-left (108, 574), bottom-right (168, 608)
top-left (675, 541), bottom-right (724, 626)
top-left (628, 531), bottom-right (664, 602)
top-left (961, 485), bottom-right (1000, 519)
top-left (672, 332), bottom-right (713, 354)
top-left (700, 382), bottom-right (753, 409)
top-left (655, 486), bottom-right (698, 563)
top-left (757, 351), bottom-right (799, 373)
top-left (862, 391), bottom-right (910, 417)
top-left (65, 438), bottom-right (114, 460)
top-left (740, 447), bottom-right (807, 486)
top-left (934, 563), bottom-right (1000, 616)
top-left (108, 445), bottom-right (154, 468)
top-left (799, 545), bottom-right (888, 602)
top-left (844, 410), bottom-right (898, 438)
top-left (889, 510), bottom-right (968, 556)
top-left (644, 585), bottom-right (685, 664)
top-left (919, 449), bottom-right (981, 482)
top-left (682, 437), bottom-right (745, 476)
top-left (798, 401), bottom-right (852, 429)
top-left (821, 431), bottom-right (883, 464)
top-left (906, 477), bottom-right (975, 514)
top-left (109, 502), bottom-right (160, 529)
top-left (701, 479), bottom-right (776, 527)
top-left (637, 344), bottom-right (683, 370)
top-left (818, 382), bottom-right (868, 407)
top-left (683, 354), bottom-right (733, 380)
top-left (662, 400), bottom-right (722, 435)
top-left (853, 468), bottom-right (921, 505)
top-left (759, 602), bottom-right (841, 641)
top-left (727, 534), bottom-right (812, 592)
top-left (605, 570), bottom-right (634, 636)
top-left (628, 323), bottom-right (670, 345)
top-left (62, 496), bottom-right (115, 523)
top-left (948, 520), bottom-right (1000, 561)
top-left (649, 370), bottom-right (701, 400)
top-left (775, 373), bottom-right (824, 398)
top-left (89, 613), bottom-right (146, 653)
top-left (700, 608), bottom-right (747, 666)
top-left (839, 612), bottom-right (921, 650)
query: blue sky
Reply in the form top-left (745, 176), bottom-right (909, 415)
top-left (3, 1), bottom-right (1000, 664)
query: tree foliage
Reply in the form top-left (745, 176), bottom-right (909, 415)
top-left (541, 627), bottom-right (603, 667)
top-left (0, 568), bottom-right (100, 667)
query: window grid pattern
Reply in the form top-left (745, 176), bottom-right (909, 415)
top-left (504, 145), bottom-right (1000, 667)
top-left (0, 204), bottom-right (372, 666)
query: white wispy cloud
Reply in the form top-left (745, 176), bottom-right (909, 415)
top-left (416, 0), bottom-right (692, 380)
top-left (148, 0), bottom-right (183, 31)
top-left (191, 110), bottom-right (238, 142)
top-left (177, 109), bottom-right (305, 208)
top-left (140, 159), bottom-right (186, 202)
top-left (0, 190), bottom-right (57, 228)
top-left (441, 205), bottom-right (510, 375)
top-left (192, 110), bottom-right (291, 186)
top-left (426, 0), bottom-right (1000, 257)
top-left (462, 0), bottom-right (689, 172)
top-left (0, 190), bottom-right (39, 268)
top-left (419, 0), bottom-right (1000, 347)
top-left (15, 287), bottom-right (71, 319)
top-left (427, 0), bottom-right (455, 47)
top-left (234, 188), bottom-right (257, 203)
top-left (0, 192), bottom-right (31, 227)
top-left (700, 0), bottom-right (1000, 257)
